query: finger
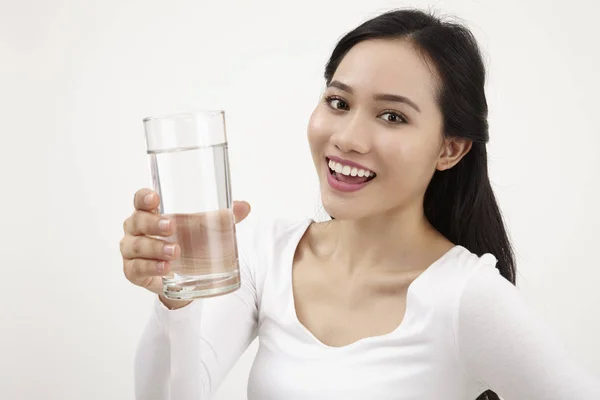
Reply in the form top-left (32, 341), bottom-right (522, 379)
top-left (232, 200), bottom-right (251, 224)
top-left (124, 263), bottom-right (167, 294)
top-left (134, 189), bottom-right (160, 212)
top-left (120, 234), bottom-right (180, 261)
top-left (124, 210), bottom-right (174, 236)
top-left (123, 258), bottom-right (171, 283)
top-left (139, 276), bottom-right (163, 295)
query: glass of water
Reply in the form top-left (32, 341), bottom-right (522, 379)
top-left (143, 111), bottom-right (240, 300)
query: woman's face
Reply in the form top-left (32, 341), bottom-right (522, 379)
top-left (308, 38), bottom-right (460, 221)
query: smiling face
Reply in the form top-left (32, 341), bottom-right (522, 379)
top-left (308, 38), bottom-right (459, 221)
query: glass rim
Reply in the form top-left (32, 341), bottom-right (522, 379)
top-left (143, 110), bottom-right (225, 123)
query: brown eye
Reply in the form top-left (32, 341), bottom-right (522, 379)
top-left (379, 111), bottom-right (407, 124)
top-left (325, 96), bottom-right (349, 111)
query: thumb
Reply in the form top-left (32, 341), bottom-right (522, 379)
top-left (232, 200), bottom-right (251, 223)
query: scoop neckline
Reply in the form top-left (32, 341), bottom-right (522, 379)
top-left (286, 218), bottom-right (463, 351)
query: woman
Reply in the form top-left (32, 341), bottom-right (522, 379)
top-left (120, 8), bottom-right (600, 400)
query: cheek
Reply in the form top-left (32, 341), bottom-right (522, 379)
top-left (376, 132), bottom-right (440, 177)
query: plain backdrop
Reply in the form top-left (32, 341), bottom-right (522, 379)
top-left (1, 0), bottom-right (599, 398)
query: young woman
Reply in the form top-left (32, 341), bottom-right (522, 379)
top-left (120, 8), bottom-right (600, 400)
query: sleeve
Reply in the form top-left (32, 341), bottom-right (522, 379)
top-left (455, 264), bottom-right (600, 399)
top-left (133, 218), bottom-right (260, 400)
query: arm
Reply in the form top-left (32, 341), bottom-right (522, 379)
top-left (134, 224), bottom-right (259, 400)
top-left (456, 266), bottom-right (600, 399)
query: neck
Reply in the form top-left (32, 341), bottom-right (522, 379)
top-left (323, 203), bottom-right (445, 274)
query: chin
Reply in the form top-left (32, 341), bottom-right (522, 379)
top-left (320, 195), bottom-right (371, 221)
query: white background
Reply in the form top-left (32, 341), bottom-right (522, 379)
top-left (1, 0), bottom-right (599, 398)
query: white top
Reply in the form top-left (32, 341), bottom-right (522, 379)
top-left (134, 217), bottom-right (600, 400)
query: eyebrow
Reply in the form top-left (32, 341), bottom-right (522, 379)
top-left (327, 80), bottom-right (421, 113)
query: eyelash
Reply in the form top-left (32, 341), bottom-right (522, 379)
top-left (323, 95), bottom-right (408, 124)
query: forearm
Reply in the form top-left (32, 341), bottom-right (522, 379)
top-left (134, 297), bottom-right (212, 400)
top-left (135, 286), bottom-right (259, 399)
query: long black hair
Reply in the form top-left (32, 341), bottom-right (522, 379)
top-left (323, 8), bottom-right (515, 400)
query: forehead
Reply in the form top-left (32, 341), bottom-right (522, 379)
top-left (331, 39), bottom-right (439, 106)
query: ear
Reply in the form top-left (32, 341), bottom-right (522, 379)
top-left (436, 138), bottom-right (472, 171)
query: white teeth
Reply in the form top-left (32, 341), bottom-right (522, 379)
top-left (328, 159), bottom-right (373, 178)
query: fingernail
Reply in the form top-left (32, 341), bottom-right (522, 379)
top-left (156, 261), bottom-right (165, 272)
top-left (144, 193), bottom-right (154, 205)
top-left (158, 219), bottom-right (171, 233)
top-left (163, 244), bottom-right (176, 256)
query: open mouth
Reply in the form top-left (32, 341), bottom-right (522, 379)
top-left (326, 157), bottom-right (377, 185)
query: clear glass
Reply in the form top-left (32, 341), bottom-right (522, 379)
top-left (143, 110), bottom-right (240, 300)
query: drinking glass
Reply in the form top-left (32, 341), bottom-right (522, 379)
top-left (143, 111), bottom-right (240, 300)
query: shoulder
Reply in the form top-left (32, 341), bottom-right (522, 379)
top-left (443, 245), bottom-right (500, 281)
top-left (425, 245), bottom-right (526, 333)
top-left (410, 245), bottom-right (512, 325)
top-left (448, 246), bottom-right (517, 307)
top-left (420, 245), bottom-right (502, 300)
top-left (235, 213), bottom-right (312, 250)
top-left (234, 212), bottom-right (312, 284)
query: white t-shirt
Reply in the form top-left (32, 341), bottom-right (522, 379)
top-left (134, 216), bottom-right (600, 400)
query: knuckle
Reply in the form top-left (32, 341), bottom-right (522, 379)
top-left (131, 258), bottom-right (143, 276)
top-left (131, 212), bottom-right (141, 233)
top-left (136, 212), bottom-right (151, 234)
top-left (132, 236), bottom-right (144, 256)
top-left (123, 259), bottom-right (133, 281)
top-left (119, 237), bottom-right (126, 254)
top-left (123, 214), bottom-right (133, 234)
top-left (140, 277), bottom-right (153, 289)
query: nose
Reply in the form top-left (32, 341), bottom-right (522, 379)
top-left (329, 112), bottom-right (371, 154)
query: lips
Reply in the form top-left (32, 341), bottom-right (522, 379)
top-left (328, 162), bottom-right (374, 184)
top-left (325, 157), bottom-right (376, 193)
top-left (326, 155), bottom-right (374, 174)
